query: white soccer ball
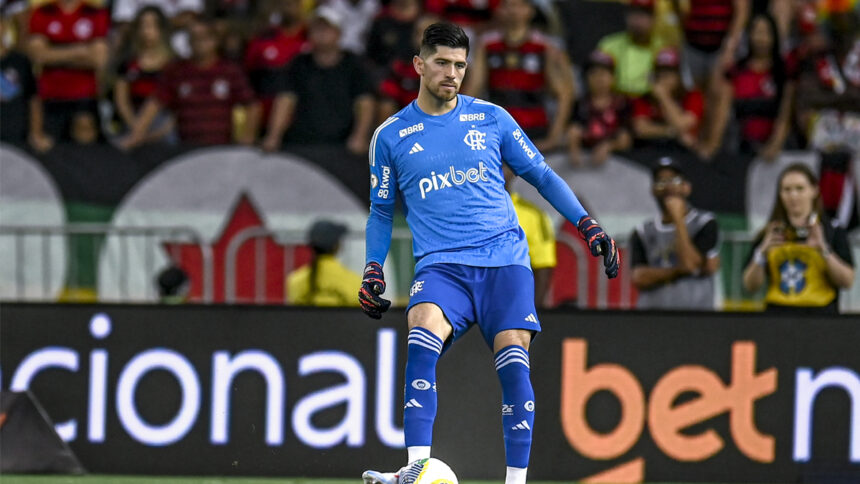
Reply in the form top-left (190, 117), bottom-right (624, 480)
top-left (400, 457), bottom-right (458, 484)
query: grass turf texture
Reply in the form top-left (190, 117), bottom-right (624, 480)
top-left (0, 477), bottom-right (762, 484)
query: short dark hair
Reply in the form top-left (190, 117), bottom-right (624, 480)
top-left (419, 22), bottom-right (469, 57)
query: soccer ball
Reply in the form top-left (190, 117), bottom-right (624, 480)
top-left (400, 457), bottom-right (458, 484)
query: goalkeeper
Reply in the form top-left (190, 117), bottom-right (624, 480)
top-left (359, 22), bottom-right (619, 484)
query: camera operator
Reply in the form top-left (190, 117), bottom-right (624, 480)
top-left (743, 163), bottom-right (854, 313)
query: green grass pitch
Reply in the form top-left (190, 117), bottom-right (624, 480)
top-left (0, 477), bottom-right (758, 484)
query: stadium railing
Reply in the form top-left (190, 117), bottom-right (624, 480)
top-left (1, 224), bottom-right (858, 312)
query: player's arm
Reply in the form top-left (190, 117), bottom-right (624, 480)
top-left (499, 109), bottom-right (619, 278)
top-left (360, 126), bottom-right (398, 318)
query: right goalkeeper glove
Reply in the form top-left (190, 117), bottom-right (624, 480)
top-left (359, 261), bottom-right (391, 319)
top-left (577, 215), bottom-right (620, 279)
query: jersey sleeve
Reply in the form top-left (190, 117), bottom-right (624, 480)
top-left (93, 9), bottom-right (110, 38)
top-left (28, 8), bottom-right (49, 36)
top-left (495, 105), bottom-right (544, 175)
top-left (369, 121), bottom-right (397, 205)
top-left (830, 222), bottom-right (854, 267)
top-left (693, 218), bottom-right (720, 259)
top-left (630, 228), bottom-right (648, 267)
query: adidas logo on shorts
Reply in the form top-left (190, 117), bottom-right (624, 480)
top-left (404, 398), bottom-right (423, 409)
top-left (524, 313), bottom-right (538, 323)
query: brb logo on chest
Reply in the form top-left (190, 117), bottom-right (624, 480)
top-left (419, 162), bottom-right (490, 199)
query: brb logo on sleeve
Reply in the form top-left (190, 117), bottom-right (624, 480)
top-left (418, 162), bottom-right (490, 199)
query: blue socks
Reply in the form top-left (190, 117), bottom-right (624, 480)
top-left (495, 345), bottom-right (534, 469)
top-left (402, 331), bottom-right (534, 473)
top-left (403, 327), bottom-right (442, 450)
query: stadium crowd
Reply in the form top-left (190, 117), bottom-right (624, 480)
top-left (1, 0), bottom-right (858, 160)
top-left (1, 0), bottom-right (858, 311)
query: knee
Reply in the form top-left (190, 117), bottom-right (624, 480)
top-left (493, 329), bottom-right (533, 353)
top-left (407, 303), bottom-right (453, 341)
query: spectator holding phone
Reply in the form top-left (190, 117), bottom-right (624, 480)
top-left (743, 163), bottom-right (854, 313)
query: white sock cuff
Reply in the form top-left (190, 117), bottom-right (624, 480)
top-left (495, 346), bottom-right (530, 371)
top-left (505, 466), bottom-right (528, 484)
top-left (407, 445), bottom-right (431, 463)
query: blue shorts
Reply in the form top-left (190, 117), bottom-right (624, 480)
top-left (406, 263), bottom-right (541, 350)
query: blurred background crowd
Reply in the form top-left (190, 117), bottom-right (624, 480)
top-left (0, 0), bottom-right (858, 312)
top-left (1, 0), bottom-right (857, 160)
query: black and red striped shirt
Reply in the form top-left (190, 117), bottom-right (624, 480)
top-left (425, 0), bottom-right (500, 26)
top-left (155, 59), bottom-right (255, 145)
top-left (379, 57), bottom-right (420, 108)
top-left (483, 30), bottom-right (552, 132)
top-left (117, 58), bottom-right (163, 109)
top-left (683, 0), bottom-right (734, 53)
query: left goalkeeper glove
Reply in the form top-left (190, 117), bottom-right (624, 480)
top-left (359, 262), bottom-right (391, 319)
top-left (577, 215), bottom-right (619, 279)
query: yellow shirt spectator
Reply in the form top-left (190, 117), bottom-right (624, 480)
top-left (287, 254), bottom-right (362, 306)
top-left (511, 192), bottom-right (556, 269)
top-left (598, 32), bottom-right (665, 96)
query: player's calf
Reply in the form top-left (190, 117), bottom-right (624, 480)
top-left (404, 327), bottom-right (442, 462)
top-left (495, 345), bottom-right (534, 484)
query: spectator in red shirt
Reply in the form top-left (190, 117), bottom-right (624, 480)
top-left (702, 12), bottom-right (795, 161)
top-left (377, 15), bottom-right (438, 122)
top-left (424, 0), bottom-right (500, 32)
top-left (567, 50), bottom-right (631, 167)
top-left (113, 6), bottom-right (174, 142)
top-left (464, 0), bottom-right (574, 151)
top-left (632, 48), bottom-right (704, 150)
top-left (27, 0), bottom-right (109, 150)
top-left (123, 18), bottom-right (260, 148)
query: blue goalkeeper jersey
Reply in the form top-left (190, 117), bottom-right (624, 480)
top-left (368, 95), bottom-right (545, 272)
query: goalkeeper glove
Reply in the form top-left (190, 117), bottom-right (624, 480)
top-left (577, 215), bottom-right (619, 279)
top-left (359, 261), bottom-right (391, 319)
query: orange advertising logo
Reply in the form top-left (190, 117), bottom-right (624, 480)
top-left (560, 339), bottom-right (778, 482)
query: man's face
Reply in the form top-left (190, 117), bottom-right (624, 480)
top-left (282, 0), bottom-right (303, 24)
top-left (654, 68), bottom-right (680, 90)
top-left (587, 66), bottom-right (614, 93)
top-left (415, 46), bottom-right (468, 103)
top-left (626, 9), bottom-right (653, 38)
top-left (309, 19), bottom-right (341, 51)
top-left (190, 22), bottom-right (218, 59)
top-left (652, 168), bottom-right (690, 200)
top-left (499, 0), bottom-right (534, 29)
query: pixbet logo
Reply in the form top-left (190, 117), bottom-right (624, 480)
top-left (418, 162), bottom-right (489, 199)
top-left (560, 338), bottom-right (860, 478)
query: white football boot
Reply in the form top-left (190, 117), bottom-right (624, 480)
top-left (361, 469), bottom-right (399, 484)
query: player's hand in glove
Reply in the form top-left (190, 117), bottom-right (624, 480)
top-left (359, 261), bottom-right (391, 319)
top-left (577, 215), bottom-right (620, 279)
